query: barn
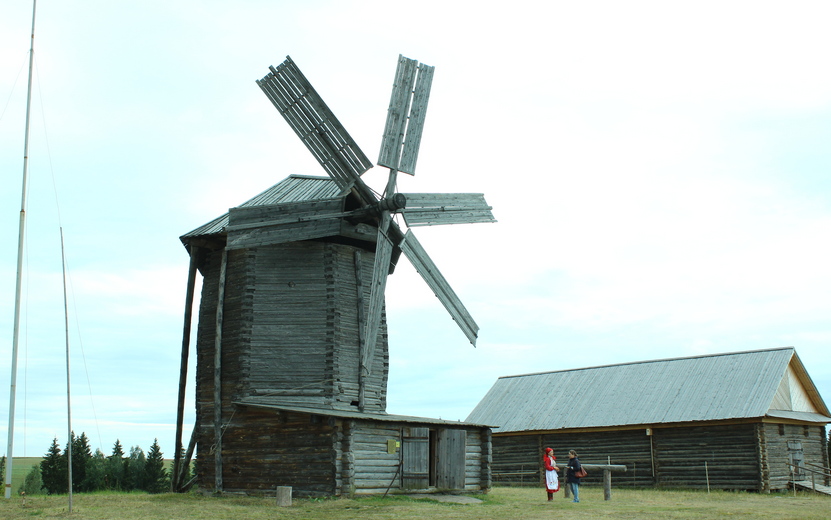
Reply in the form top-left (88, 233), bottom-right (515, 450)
top-left (170, 174), bottom-right (492, 497)
top-left (466, 347), bottom-right (829, 492)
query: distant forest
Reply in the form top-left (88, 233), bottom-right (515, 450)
top-left (0, 432), bottom-right (190, 495)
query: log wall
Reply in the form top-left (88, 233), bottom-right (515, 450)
top-left (761, 423), bottom-right (828, 491)
top-left (492, 421), bottom-right (829, 492)
top-left (194, 248), bottom-right (253, 490)
top-left (346, 421), bottom-right (402, 494)
top-left (204, 407), bottom-right (338, 496)
top-left (492, 429), bottom-right (654, 488)
top-left (652, 423), bottom-right (759, 490)
top-left (193, 240), bottom-right (392, 491)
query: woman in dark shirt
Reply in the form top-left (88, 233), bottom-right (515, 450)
top-left (565, 449), bottom-right (582, 503)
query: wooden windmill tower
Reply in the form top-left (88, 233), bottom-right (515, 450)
top-left (171, 55), bottom-right (495, 495)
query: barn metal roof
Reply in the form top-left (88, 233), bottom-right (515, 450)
top-left (181, 174), bottom-right (343, 240)
top-left (466, 347), bottom-right (830, 433)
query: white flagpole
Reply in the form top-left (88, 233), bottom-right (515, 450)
top-left (5, 0), bottom-right (38, 500)
top-left (60, 229), bottom-right (73, 512)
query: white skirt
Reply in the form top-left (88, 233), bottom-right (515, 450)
top-left (545, 469), bottom-right (559, 492)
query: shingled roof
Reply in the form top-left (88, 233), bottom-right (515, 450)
top-left (466, 347), bottom-right (830, 433)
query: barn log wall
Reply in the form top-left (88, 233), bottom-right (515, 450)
top-left (761, 423), bottom-right (829, 490)
top-left (651, 423), bottom-right (759, 490)
top-left (492, 430), bottom-right (654, 488)
top-left (490, 432), bottom-right (540, 486)
top-left (492, 422), bottom-right (827, 491)
top-left (544, 429), bottom-right (654, 488)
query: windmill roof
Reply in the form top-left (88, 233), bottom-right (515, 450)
top-left (235, 400), bottom-right (495, 428)
top-left (466, 347), bottom-right (830, 433)
top-left (181, 174), bottom-right (342, 240)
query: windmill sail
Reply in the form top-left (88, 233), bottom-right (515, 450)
top-left (378, 56), bottom-right (434, 175)
top-left (399, 229), bottom-right (479, 345)
top-left (257, 56), bottom-right (373, 192)
top-left (400, 193), bottom-right (495, 227)
top-left (363, 214), bottom-right (394, 373)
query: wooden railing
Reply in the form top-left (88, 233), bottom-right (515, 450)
top-left (786, 462), bottom-right (830, 493)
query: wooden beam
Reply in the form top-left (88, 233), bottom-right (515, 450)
top-left (354, 250), bottom-right (366, 412)
top-left (176, 423), bottom-right (199, 491)
top-left (172, 247), bottom-right (199, 492)
top-left (213, 249), bottom-right (228, 492)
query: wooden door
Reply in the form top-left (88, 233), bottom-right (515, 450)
top-left (436, 429), bottom-right (466, 489)
top-left (788, 440), bottom-right (804, 477)
top-left (402, 427), bottom-right (430, 489)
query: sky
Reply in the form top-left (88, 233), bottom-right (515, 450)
top-left (1, 1), bottom-right (830, 458)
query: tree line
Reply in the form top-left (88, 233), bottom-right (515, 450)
top-left (1, 432), bottom-right (190, 495)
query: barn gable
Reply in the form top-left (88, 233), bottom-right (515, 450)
top-left (467, 347), bottom-right (830, 433)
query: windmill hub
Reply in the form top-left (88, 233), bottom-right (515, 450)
top-left (373, 193), bottom-right (407, 215)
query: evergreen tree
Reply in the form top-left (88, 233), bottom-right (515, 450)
top-left (144, 439), bottom-right (168, 494)
top-left (40, 438), bottom-right (67, 495)
top-left (64, 432), bottom-right (92, 493)
top-left (82, 449), bottom-right (108, 492)
top-left (106, 439), bottom-right (126, 491)
top-left (0, 455), bottom-right (5, 483)
top-left (125, 446), bottom-right (146, 491)
top-left (19, 465), bottom-right (43, 495)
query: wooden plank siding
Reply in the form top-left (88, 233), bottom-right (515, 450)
top-left (352, 421), bottom-right (491, 494)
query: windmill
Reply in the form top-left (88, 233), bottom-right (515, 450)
top-left (171, 55), bottom-right (495, 494)
top-left (255, 55), bottom-right (495, 377)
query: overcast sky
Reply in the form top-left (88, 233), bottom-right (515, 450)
top-left (1, 1), bottom-right (830, 458)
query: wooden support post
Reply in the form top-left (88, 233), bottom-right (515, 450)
top-left (580, 464), bottom-right (627, 501)
top-left (177, 423), bottom-right (199, 490)
top-left (172, 247), bottom-right (199, 491)
top-left (213, 249), bottom-right (228, 493)
top-left (604, 469), bottom-right (612, 500)
top-left (276, 486), bottom-right (292, 506)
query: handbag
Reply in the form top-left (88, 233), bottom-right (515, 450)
top-left (574, 467), bottom-right (587, 478)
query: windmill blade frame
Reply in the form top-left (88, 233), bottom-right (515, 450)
top-left (257, 56), bottom-right (373, 193)
top-left (378, 55), bottom-right (435, 175)
top-left (400, 193), bottom-right (496, 227)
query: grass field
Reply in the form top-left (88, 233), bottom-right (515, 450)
top-left (0, 486), bottom-right (828, 520)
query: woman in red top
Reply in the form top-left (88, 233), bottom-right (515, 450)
top-left (543, 447), bottom-right (560, 501)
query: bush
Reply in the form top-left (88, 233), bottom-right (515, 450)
top-left (19, 465), bottom-right (43, 495)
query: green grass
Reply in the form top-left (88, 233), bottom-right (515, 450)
top-left (0, 486), bottom-right (828, 520)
